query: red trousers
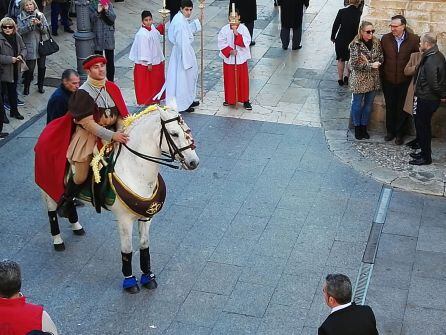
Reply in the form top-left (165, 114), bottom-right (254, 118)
top-left (134, 63), bottom-right (165, 105)
top-left (223, 62), bottom-right (249, 105)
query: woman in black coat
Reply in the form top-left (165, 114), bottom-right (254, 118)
top-left (277, 0), bottom-right (309, 50)
top-left (331, 0), bottom-right (361, 85)
top-left (229, 0), bottom-right (256, 45)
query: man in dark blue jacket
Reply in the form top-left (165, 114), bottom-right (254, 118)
top-left (46, 69), bottom-right (80, 124)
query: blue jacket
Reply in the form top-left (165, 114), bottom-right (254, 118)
top-left (46, 84), bottom-right (72, 124)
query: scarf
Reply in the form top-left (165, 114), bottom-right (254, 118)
top-left (143, 24), bottom-right (152, 32)
top-left (87, 76), bottom-right (106, 88)
top-left (363, 39), bottom-right (373, 51)
top-left (2, 33), bottom-right (18, 56)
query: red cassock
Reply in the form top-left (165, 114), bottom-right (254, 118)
top-left (34, 81), bottom-right (130, 202)
top-left (134, 62), bottom-right (165, 105)
top-left (221, 34), bottom-right (250, 105)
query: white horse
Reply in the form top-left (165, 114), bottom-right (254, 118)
top-left (40, 106), bottom-right (199, 293)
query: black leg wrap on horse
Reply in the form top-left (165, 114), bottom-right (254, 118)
top-left (121, 252), bottom-right (133, 277)
top-left (140, 247), bottom-right (150, 274)
top-left (48, 211), bottom-right (60, 236)
top-left (68, 205), bottom-right (79, 224)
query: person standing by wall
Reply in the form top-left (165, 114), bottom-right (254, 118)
top-left (331, 0), bottom-right (361, 85)
top-left (278, 0), bottom-right (309, 50)
top-left (0, 16), bottom-right (26, 120)
top-left (349, 21), bottom-right (383, 140)
top-left (409, 33), bottom-right (446, 165)
top-left (229, 0), bottom-right (256, 46)
top-left (17, 0), bottom-right (49, 95)
top-left (50, 0), bottom-right (74, 36)
top-left (89, 0), bottom-right (116, 82)
top-left (380, 15), bottom-right (419, 145)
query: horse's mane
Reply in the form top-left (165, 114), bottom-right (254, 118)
top-left (122, 105), bottom-right (160, 131)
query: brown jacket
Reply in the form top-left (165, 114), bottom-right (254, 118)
top-left (381, 31), bottom-right (420, 85)
top-left (403, 51), bottom-right (422, 114)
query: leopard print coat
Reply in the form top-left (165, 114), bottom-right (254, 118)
top-left (349, 37), bottom-right (384, 94)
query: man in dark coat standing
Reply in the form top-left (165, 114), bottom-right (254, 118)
top-left (381, 15), bottom-right (420, 145)
top-left (319, 274), bottom-right (379, 335)
top-left (166, 0), bottom-right (180, 21)
top-left (229, 0), bottom-right (256, 46)
top-left (277, 0), bottom-right (309, 50)
top-left (46, 69), bottom-right (80, 124)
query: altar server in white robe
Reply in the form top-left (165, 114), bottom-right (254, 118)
top-left (129, 10), bottom-right (165, 105)
top-left (165, 0), bottom-right (201, 113)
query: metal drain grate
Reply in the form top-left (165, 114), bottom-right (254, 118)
top-left (352, 186), bottom-right (393, 305)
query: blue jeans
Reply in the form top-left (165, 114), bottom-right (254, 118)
top-left (351, 91), bottom-right (377, 126)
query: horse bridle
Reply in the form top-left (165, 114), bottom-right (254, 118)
top-left (120, 115), bottom-right (195, 169)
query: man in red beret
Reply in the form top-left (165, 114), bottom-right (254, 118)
top-left (35, 54), bottom-right (130, 218)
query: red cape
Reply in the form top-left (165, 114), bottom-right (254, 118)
top-left (35, 81), bottom-right (130, 202)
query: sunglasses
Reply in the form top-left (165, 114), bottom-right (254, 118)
top-left (364, 30), bottom-right (375, 34)
top-left (2, 25), bottom-right (14, 29)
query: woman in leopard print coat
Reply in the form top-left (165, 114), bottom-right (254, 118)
top-left (349, 21), bottom-right (383, 140)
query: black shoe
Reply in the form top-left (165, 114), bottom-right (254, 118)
top-left (282, 46), bottom-right (288, 50)
top-left (343, 76), bottom-right (349, 85)
top-left (190, 101), bottom-right (200, 108)
top-left (243, 101), bottom-right (252, 110)
top-left (337, 79), bottom-right (344, 86)
top-left (38, 87), bottom-right (45, 94)
top-left (10, 112), bottom-right (24, 120)
top-left (384, 133), bottom-right (395, 141)
top-left (409, 152), bottom-right (422, 159)
top-left (223, 101), bottom-right (230, 106)
top-left (409, 142), bottom-right (420, 150)
top-left (3, 114), bottom-right (9, 124)
top-left (292, 45), bottom-right (302, 50)
top-left (64, 27), bottom-right (74, 33)
top-left (354, 126), bottom-right (363, 140)
top-left (52, 31), bottom-right (58, 36)
top-left (185, 107), bottom-right (194, 113)
top-left (0, 132), bottom-right (8, 139)
top-left (409, 157), bottom-right (432, 165)
top-left (23, 86), bottom-right (29, 96)
top-left (69, 12), bottom-right (77, 17)
top-left (17, 99), bottom-right (25, 106)
top-left (362, 125), bottom-right (370, 139)
top-left (250, 41), bottom-right (256, 46)
top-left (395, 136), bottom-right (404, 145)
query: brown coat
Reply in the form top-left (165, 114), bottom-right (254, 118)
top-left (381, 31), bottom-right (420, 85)
top-left (403, 52), bottom-right (422, 114)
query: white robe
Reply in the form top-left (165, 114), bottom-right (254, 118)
top-left (217, 23), bottom-right (251, 65)
top-left (129, 25), bottom-right (164, 66)
top-left (165, 12), bottom-right (201, 111)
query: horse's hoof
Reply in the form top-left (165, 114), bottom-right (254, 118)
top-left (141, 273), bottom-right (158, 290)
top-left (53, 243), bottom-right (65, 251)
top-left (73, 228), bottom-right (85, 236)
top-left (123, 276), bottom-right (140, 294)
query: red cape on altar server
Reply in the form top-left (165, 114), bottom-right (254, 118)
top-left (34, 81), bottom-right (130, 202)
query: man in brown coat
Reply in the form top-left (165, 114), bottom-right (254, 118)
top-left (380, 15), bottom-right (419, 144)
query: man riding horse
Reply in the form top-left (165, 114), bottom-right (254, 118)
top-left (35, 54), bottom-right (129, 217)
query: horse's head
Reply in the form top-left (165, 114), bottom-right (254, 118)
top-left (158, 106), bottom-right (199, 170)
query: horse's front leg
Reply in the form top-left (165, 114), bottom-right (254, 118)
top-left (117, 215), bottom-right (140, 294)
top-left (138, 219), bottom-right (157, 290)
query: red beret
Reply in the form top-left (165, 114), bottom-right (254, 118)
top-left (82, 55), bottom-right (107, 70)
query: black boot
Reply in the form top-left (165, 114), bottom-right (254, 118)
top-left (23, 71), bottom-right (31, 95)
top-left (354, 126), bottom-right (362, 140)
top-left (57, 178), bottom-right (82, 218)
top-left (37, 67), bottom-right (46, 94)
top-left (362, 125), bottom-right (370, 139)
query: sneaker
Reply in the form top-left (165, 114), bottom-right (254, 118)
top-left (4, 102), bottom-right (10, 110)
top-left (243, 101), bottom-right (252, 110)
top-left (17, 99), bottom-right (25, 106)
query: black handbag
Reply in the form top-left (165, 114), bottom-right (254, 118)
top-left (38, 28), bottom-right (59, 57)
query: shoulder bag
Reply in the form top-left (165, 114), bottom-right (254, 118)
top-left (38, 27), bottom-right (59, 57)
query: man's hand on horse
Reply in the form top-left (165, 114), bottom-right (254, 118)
top-left (113, 132), bottom-right (129, 144)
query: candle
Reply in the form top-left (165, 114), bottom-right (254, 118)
top-left (163, 0), bottom-right (166, 8)
top-left (231, 3), bottom-right (235, 16)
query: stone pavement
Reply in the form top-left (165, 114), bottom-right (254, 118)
top-left (1, 0), bottom-right (446, 334)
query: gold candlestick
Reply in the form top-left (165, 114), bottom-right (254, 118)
top-left (158, 7), bottom-right (170, 56)
top-left (199, 0), bottom-right (205, 102)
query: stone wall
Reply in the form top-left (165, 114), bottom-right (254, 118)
top-left (362, 0), bottom-right (446, 138)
